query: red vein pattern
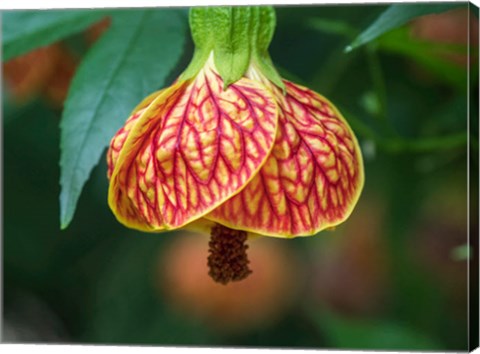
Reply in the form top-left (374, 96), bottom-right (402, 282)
top-left (207, 80), bottom-right (364, 237)
top-left (107, 89), bottom-right (165, 179)
top-left (108, 68), bottom-right (278, 231)
top-left (107, 109), bottom-right (144, 179)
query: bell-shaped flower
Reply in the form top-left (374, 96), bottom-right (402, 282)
top-left (107, 6), bottom-right (364, 283)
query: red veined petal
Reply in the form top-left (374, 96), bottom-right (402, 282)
top-left (106, 89), bottom-right (165, 179)
top-left (108, 68), bottom-right (278, 232)
top-left (207, 80), bottom-right (364, 237)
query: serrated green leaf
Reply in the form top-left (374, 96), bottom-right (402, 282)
top-left (59, 9), bottom-right (186, 229)
top-left (346, 3), bottom-right (465, 52)
top-left (2, 9), bottom-right (107, 61)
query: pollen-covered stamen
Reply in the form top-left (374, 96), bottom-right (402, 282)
top-left (208, 224), bottom-right (252, 284)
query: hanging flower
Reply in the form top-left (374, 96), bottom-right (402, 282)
top-left (107, 6), bottom-right (364, 284)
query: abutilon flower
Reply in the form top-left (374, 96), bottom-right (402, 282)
top-left (107, 6), bottom-right (364, 284)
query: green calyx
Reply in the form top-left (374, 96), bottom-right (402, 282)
top-left (180, 6), bottom-right (284, 90)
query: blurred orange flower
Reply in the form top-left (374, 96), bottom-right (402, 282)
top-left (158, 232), bottom-right (302, 333)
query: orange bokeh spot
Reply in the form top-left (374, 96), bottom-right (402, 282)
top-left (3, 45), bottom-right (62, 103)
top-left (158, 232), bottom-right (301, 333)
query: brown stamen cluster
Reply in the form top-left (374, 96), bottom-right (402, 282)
top-left (208, 224), bottom-right (252, 284)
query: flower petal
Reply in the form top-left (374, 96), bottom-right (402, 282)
top-left (106, 89), bottom-right (165, 179)
top-left (207, 80), bottom-right (364, 237)
top-left (109, 69), bottom-right (278, 232)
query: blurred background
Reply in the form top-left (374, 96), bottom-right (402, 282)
top-left (2, 4), bottom-right (478, 351)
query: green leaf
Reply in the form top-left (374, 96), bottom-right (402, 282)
top-left (2, 9), bottom-right (106, 61)
top-left (59, 9), bottom-right (186, 229)
top-left (346, 3), bottom-right (465, 52)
